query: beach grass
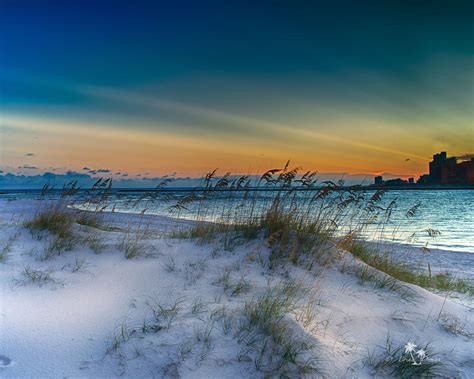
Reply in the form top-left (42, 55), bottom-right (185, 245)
top-left (236, 280), bottom-right (321, 376)
top-left (161, 163), bottom-right (474, 297)
top-left (347, 240), bottom-right (474, 296)
top-left (165, 163), bottom-right (385, 262)
top-left (23, 167), bottom-right (473, 299)
top-left (20, 266), bottom-right (55, 286)
top-left (367, 337), bottom-right (444, 378)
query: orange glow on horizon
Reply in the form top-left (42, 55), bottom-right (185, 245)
top-left (0, 111), bottom-right (471, 179)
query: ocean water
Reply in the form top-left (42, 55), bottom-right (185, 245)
top-left (371, 190), bottom-right (474, 253)
top-left (2, 189), bottom-right (473, 253)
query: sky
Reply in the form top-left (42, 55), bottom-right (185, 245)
top-left (0, 0), bottom-right (473, 185)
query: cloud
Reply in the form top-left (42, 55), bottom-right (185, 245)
top-left (0, 171), bottom-right (195, 189)
top-left (83, 85), bottom-right (430, 162)
top-left (25, 153), bottom-right (35, 156)
top-left (18, 164), bottom-right (38, 170)
top-left (87, 168), bottom-right (112, 175)
top-left (0, 171), bottom-right (95, 189)
top-left (82, 166), bottom-right (91, 171)
top-left (458, 153), bottom-right (474, 161)
top-left (65, 170), bottom-right (90, 178)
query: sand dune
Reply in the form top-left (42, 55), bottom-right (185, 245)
top-left (0, 200), bottom-right (473, 378)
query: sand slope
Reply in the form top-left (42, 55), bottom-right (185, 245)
top-left (0, 200), bottom-right (473, 378)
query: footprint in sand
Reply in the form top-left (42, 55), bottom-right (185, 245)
top-left (0, 355), bottom-right (11, 367)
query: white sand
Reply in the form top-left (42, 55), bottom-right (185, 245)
top-left (0, 199), bottom-right (473, 378)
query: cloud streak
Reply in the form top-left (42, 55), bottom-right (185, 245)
top-left (82, 85), bottom-right (429, 161)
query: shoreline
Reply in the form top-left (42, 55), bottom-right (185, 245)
top-left (1, 183), bottom-right (474, 194)
top-left (83, 204), bottom-right (474, 255)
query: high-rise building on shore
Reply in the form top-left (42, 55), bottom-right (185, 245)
top-left (374, 152), bottom-right (474, 186)
top-left (420, 152), bottom-right (474, 184)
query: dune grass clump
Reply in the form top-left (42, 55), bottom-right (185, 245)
top-left (24, 182), bottom-right (95, 257)
top-left (0, 237), bottom-right (14, 263)
top-left (213, 268), bottom-right (251, 296)
top-left (24, 180), bottom-right (112, 258)
top-left (76, 212), bottom-right (102, 229)
top-left (166, 162), bottom-right (389, 266)
top-left (118, 219), bottom-right (152, 259)
top-left (20, 266), bottom-right (55, 286)
top-left (354, 265), bottom-right (417, 300)
top-left (27, 213), bottom-right (105, 258)
top-left (25, 203), bottom-right (79, 258)
top-left (62, 257), bottom-right (87, 273)
top-left (107, 322), bottom-right (134, 353)
top-left (347, 240), bottom-right (474, 296)
top-left (118, 234), bottom-right (145, 259)
top-left (367, 338), bottom-right (444, 378)
top-left (235, 280), bottom-right (321, 376)
top-left (83, 232), bottom-right (107, 254)
top-left (147, 298), bottom-right (183, 329)
top-left (25, 206), bottom-right (74, 237)
top-left (438, 312), bottom-right (473, 337)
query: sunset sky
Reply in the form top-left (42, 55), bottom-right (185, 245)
top-left (1, 1), bottom-right (473, 181)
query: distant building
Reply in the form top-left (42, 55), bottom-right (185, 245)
top-left (417, 174), bottom-right (430, 184)
top-left (385, 178), bottom-right (407, 186)
top-left (374, 175), bottom-right (409, 186)
top-left (422, 152), bottom-right (474, 184)
top-left (429, 151), bottom-right (447, 183)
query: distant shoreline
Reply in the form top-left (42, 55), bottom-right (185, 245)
top-left (1, 184), bottom-right (474, 194)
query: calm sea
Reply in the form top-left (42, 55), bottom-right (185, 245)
top-left (1, 189), bottom-right (473, 253)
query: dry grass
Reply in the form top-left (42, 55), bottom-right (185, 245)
top-left (76, 212), bottom-right (102, 229)
top-left (24, 203), bottom-right (79, 259)
top-left (347, 240), bottom-right (474, 296)
top-left (0, 235), bottom-right (15, 262)
top-left (24, 180), bottom-right (111, 258)
top-left (235, 280), bottom-right (321, 376)
top-left (161, 163), bottom-right (474, 298)
top-left (438, 312), bottom-right (473, 337)
top-left (165, 163), bottom-right (389, 266)
top-left (25, 206), bottom-right (74, 238)
top-left (19, 266), bottom-right (55, 286)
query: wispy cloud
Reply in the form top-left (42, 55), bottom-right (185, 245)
top-left (88, 168), bottom-right (112, 174)
top-left (81, 85), bottom-right (429, 161)
top-left (2, 72), bottom-right (472, 176)
top-left (18, 164), bottom-right (38, 170)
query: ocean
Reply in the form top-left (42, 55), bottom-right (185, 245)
top-left (2, 188), bottom-right (473, 254)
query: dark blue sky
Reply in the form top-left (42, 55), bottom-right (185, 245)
top-left (2, 1), bottom-right (472, 88)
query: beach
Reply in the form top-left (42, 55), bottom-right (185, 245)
top-left (0, 198), bottom-right (473, 378)
top-left (2, 1), bottom-right (473, 377)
